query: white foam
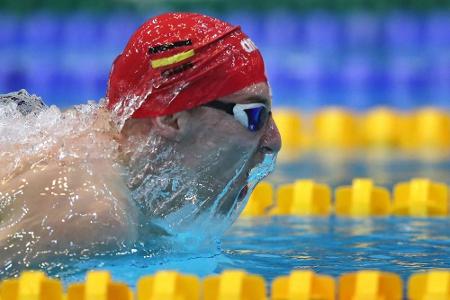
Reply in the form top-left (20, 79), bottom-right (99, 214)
top-left (0, 98), bottom-right (120, 182)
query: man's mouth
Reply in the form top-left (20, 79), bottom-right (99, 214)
top-left (230, 150), bottom-right (277, 209)
top-left (238, 156), bottom-right (274, 200)
top-left (238, 184), bottom-right (249, 200)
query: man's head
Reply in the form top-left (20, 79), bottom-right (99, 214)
top-left (106, 12), bottom-right (267, 121)
top-left (106, 13), bottom-right (281, 242)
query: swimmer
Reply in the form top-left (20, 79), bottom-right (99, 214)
top-left (0, 13), bottom-right (281, 274)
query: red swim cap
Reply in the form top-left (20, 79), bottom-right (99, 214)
top-left (106, 12), bottom-right (267, 119)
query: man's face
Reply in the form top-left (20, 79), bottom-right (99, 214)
top-left (174, 82), bottom-right (281, 215)
top-left (124, 82), bottom-right (281, 240)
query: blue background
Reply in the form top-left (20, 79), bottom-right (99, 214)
top-left (0, 10), bottom-right (449, 110)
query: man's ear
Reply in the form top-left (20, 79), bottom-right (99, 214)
top-left (151, 111), bottom-right (190, 141)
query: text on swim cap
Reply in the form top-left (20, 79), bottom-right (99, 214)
top-left (240, 38), bottom-right (258, 53)
top-left (148, 39), bottom-right (193, 54)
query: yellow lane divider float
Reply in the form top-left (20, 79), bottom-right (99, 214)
top-left (272, 270), bottom-right (335, 300)
top-left (242, 178), bottom-right (449, 217)
top-left (335, 178), bottom-right (391, 217)
top-left (271, 110), bottom-right (307, 162)
top-left (313, 108), bottom-right (358, 149)
top-left (270, 180), bottom-right (331, 216)
top-left (2, 269), bottom-right (450, 299)
top-left (0, 271), bottom-right (63, 300)
top-left (272, 110), bottom-right (304, 150)
top-left (241, 182), bottom-right (273, 217)
top-left (339, 270), bottom-right (403, 300)
top-left (393, 178), bottom-right (449, 217)
top-left (410, 108), bottom-right (450, 149)
top-left (204, 270), bottom-right (266, 300)
top-left (273, 107), bottom-right (450, 153)
top-left (67, 271), bottom-right (132, 300)
top-left (409, 270), bottom-right (450, 300)
top-left (361, 107), bottom-right (400, 147)
top-left (137, 270), bottom-right (200, 300)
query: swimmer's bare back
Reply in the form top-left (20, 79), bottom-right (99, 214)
top-left (0, 91), bottom-right (138, 268)
top-left (0, 158), bottom-right (139, 267)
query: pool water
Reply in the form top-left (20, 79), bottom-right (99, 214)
top-left (222, 216), bottom-right (450, 283)
top-left (55, 215), bottom-right (450, 289)
top-left (51, 149), bottom-right (450, 288)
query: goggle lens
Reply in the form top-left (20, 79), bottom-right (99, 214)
top-left (244, 106), bottom-right (269, 132)
top-left (202, 101), bottom-right (270, 132)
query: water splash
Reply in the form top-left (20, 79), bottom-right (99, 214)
top-left (0, 90), bottom-right (278, 278)
top-left (0, 92), bottom-right (134, 277)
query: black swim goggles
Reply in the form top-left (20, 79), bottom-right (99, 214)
top-left (202, 101), bottom-right (271, 132)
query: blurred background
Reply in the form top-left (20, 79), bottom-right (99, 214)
top-left (0, 0), bottom-right (449, 110)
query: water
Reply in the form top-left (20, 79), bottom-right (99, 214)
top-left (50, 150), bottom-right (450, 288)
top-left (0, 88), bottom-right (277, 280)
top-left (222, 217), bottom-right (450, 283)
top-left (2, 91), bottom-right (449, 289)
top-left (52, 212), bottom-right (450, 289)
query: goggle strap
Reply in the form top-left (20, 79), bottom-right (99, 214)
top-left (202, 101), bottom-right (235, 115)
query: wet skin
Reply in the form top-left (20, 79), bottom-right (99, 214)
top-left (0, 82), bottom-right (281, 268)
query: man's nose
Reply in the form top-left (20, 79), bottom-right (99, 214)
top-left (259, 116), bottom-right (282, 154)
